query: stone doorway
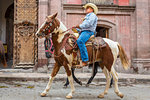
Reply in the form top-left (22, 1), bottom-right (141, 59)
top-left (5, 3), bottom-right (14, 61)
top-left (96, 26), bottom-right (109, 38)
top-left (13, 0), bottom-right (38, 68)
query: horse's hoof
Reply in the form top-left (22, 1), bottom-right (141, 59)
top-left (63, 85), bottom-right (68, 88)
top-left (97, 94), bottom-right (104, 98)
top-left (86, 84), bottom-right (89, 87)
top-left (66, 95), bottom-right (72, 99)
top-left (40, 93), bottom-right (47, 97)
top-left (79, 82), bottom-right (82, 86)
top-left (118, 93), bottom-right (124, 98)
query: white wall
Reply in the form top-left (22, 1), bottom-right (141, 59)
top-left (0, 0), bottom-right (13, 43)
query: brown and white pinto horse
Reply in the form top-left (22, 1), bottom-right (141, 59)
top-left (36, 13), bottom-right (129, 99)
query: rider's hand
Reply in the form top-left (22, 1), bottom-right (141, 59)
top-left (72, 25), bottom-right (80, 29)
top-left (72, 28), bottom-right (78, 33)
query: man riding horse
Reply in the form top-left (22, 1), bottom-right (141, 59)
top-left (73, 3), bottom-right (106, 67)
top-left (36, 2), bottom-right (129, 99)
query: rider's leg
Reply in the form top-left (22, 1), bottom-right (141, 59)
top-left (76, 30), bottom-right (94, 65)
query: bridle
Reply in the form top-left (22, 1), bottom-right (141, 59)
top-left (38, 18), bottom-right (56, 37)
top-left (38, 18), bottom-right (77, 58)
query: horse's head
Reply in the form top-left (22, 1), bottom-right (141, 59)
top-left (36, 13), bottom-right (60, 38)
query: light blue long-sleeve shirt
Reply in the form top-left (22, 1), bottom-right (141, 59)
top-left (79, 12), bottom-right (98, 33)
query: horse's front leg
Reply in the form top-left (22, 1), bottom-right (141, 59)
top-left (41, 63), bottom-right (60, 97)
top-left (64, 64), bottom-right (75, 99)
top-left (64, 68), bottom-right (82, 87)
top-left (72, 68), bottom-right (82, 86)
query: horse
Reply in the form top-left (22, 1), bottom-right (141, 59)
top-left (0, 41), bottom-right (7, 67)
top-left (36, 13), bottom-right (129, 99)
top-left (44, 35), bottom-right (113, 88)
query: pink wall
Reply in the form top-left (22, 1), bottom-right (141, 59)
top-left (67, 0), bottom-right (82, 4)
top-left (114, 0), bottom-right (129, 6)
top-left (66, 13), bottom-right (131, 59)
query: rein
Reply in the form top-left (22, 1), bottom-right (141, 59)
top-left (61, 27), bottom-right (74, 34)
top-left (45, 38), bottom-right (54, 54)
top-left (54, 31), bottom-right (77, 58)
top-left (38, 18), bottom-right (56, 37)
top-left (40, 19), bottom-right (76, 58)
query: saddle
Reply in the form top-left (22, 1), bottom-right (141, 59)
top-left (68, 32), bottom-right (106, 49)
top-left (65, 32), bottom-right (107, 66)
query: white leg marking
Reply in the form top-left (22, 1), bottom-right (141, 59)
top-left (41, 76), bottom-right (55, 95)
top-left (103, 67), bottom-right (111, 94)
top-left (111, 66), bottom-right (124, 98)
top-left (66, 64), bottom-right (75, 99)
top-left (111, 67), bottom-right (119, 93)
top-left (98, 67), bottom-right (111, 98)
top-left (66, 75), bottom-right (75, 97)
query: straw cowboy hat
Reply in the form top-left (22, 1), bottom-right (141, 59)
top-left (83, 3), bottom-right (98, 15)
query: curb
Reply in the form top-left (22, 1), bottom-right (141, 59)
top-left (0, 72), bottom-right (150, 83)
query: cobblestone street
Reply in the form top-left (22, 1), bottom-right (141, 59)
top-left (0, 80), bottom-right (150, 100)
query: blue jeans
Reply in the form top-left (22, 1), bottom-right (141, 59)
top-left (77, 30), bottom-right (94, 62)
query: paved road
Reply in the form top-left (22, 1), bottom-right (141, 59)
top-left (0, 80), bottom-right (150, 100)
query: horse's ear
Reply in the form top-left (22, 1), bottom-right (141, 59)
top-left (46, 15), bottom-right (51, 21)
top-left (46, 16), bottom-right (49, 20)
top-left (52, 12), bottom-right (58, 19)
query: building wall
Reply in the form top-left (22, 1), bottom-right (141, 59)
top-left (132, 0), bottom-right (150, 74)
top-left (37, 0), bottom-right (150, 73)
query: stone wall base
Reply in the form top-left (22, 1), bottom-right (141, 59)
top-left (132, 59), bottom-right (150, 74)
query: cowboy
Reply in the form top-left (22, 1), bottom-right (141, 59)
top-left (73, 3), bottom-right (98, 67)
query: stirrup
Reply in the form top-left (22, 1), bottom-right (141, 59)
top-left (74, 61), bottom-right (88, 69)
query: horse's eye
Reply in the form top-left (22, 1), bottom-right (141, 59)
top-left (46, 22), bottom-right (49, 24)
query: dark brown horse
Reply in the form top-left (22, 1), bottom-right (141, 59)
top-left (36, 13), bottom-right (129, 99)
top-left (0, 41), bottom-right (7, 67)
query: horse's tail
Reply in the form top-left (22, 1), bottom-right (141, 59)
top-left (0, 42), bottom-right (7, 67)
top-left (117, 43), bottom-right (129, 70)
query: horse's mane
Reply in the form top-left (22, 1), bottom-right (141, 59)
top-left (56, 19), bottom-right (67, 33)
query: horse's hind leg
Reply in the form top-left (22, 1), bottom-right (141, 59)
top-left (64, 78), bottom-right (69, 87)
top-left (41, 63), bottom-right (60, 97)
top-left (111, 67), bottom-right (124, 98)
top-left (110, 76), bottom-right (113, 87)
top-left (64, 64), bottom-right (75, 99)
top-left (98, 67), bottom-right (111, 98)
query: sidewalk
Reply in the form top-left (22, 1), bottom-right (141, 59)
top-left (0, 69), bottom-right (150, 83)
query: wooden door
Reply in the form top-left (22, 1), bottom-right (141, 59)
top-left (96, 26), bottom-right (109, 38)
top-left (13, 0), bottom-right (38, 68)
